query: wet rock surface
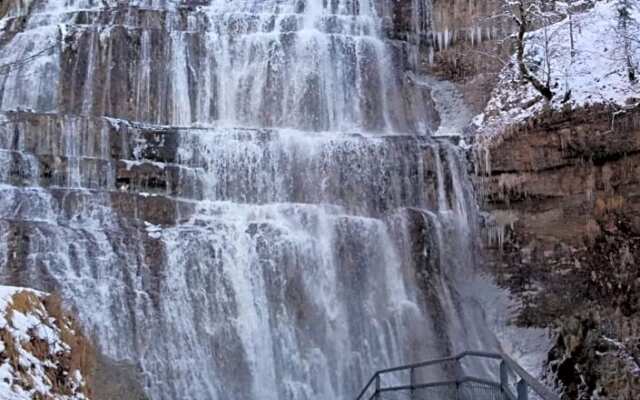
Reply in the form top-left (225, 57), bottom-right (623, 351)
top-left (0, 1), bottom-right (499, 399)
top-left (473, 106), bottom-right (640, 399)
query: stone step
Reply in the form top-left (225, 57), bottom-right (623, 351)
top-left (0, 9), bottom-right (434, 132)
top-left (0, 149), bottom-right (203, 198)
top-left (0, 183), bottom-right (196, 226)
top-left (0, 112), bottom-right (180, 165)
top-left (0, 112), bottom-right (470, 216)
top-left (0, 181), bottom-right (430, 229)
top-left (0, 112), bottom-right (436, 165)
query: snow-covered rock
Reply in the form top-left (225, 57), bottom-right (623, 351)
top-left (0, 286), bottom-right (92, 400)
top-left (474, 0), bottom-right (640, 136)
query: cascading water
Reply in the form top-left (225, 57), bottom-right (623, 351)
top-left (0, 1), bottom-right (498, 399)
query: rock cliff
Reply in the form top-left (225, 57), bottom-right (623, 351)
top-left (466, 2), bottom-right (640, 397)
top-left (474, 104), bottom-right (640, 398)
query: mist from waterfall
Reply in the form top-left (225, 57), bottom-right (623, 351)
top-left (0, 1), bottom-right (498, 399)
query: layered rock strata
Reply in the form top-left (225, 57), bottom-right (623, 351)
top-left (473, 105), bottom-right (640, 399)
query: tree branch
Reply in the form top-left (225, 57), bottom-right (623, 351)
top-left (515, 1), bottom-right (554, 100)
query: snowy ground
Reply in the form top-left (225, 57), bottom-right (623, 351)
top-left (473, 0), bottom-right (640, 136)
top-left (0, 286), bottom-right (89, 400)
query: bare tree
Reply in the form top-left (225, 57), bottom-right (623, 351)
top-left (616, 0), bottom-right (638, 82)
top-left (563, 0), bottom-right (576, 61)
top-left (507, 0), bottom-right (555, 100)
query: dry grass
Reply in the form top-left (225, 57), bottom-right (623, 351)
top-left (0, 290), bottom-right (96, 398)
top-left (1, 290), bottom-right (42, 371)
top-left (6, 290), bottom-right (41, 317)
top-left (43, 292), bottom-right (96, 398)
top-left (595, 195), bottom-right (626, 215)
top-left (0, 327), bottom-right (19, 369)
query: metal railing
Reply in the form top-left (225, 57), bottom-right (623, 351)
top-left (356, 351), bottom-right (560, 400)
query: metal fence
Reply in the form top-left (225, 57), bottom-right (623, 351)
top-left (356, 351), bottom-right (560, 400)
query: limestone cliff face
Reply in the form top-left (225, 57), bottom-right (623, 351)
top-left (473, 105), bottom-right (640, 399)
top-left (394, 4), bottom-right (640, 398)
top-left (384, 0), bottom-right (510, 128)
top-left (431, 0), bottom-right (509, 112)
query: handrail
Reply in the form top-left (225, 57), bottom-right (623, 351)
top-left (378, 376), bottom-right (501, 393)
top-left (374, 350), bottom-right (502, 375)
top-left (355, 350), bottom-right (559, 400)
top-left (500, 351), bottom-right (560, 400)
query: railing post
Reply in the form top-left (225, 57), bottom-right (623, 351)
top-left (500, 360), bottom-right (509, 393)
top-left (374, 374), bottom-right (381, 400)
top-left (409, 367), bottom-right (415, 399)
top-left (517, 379), bottom-right (529, 400)
top-left (454, 357), bottom-right (462, 400)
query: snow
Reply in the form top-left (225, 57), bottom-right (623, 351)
top-left (0, 286), bottom-right (89, 400)
top-left (474, 0), bottom-right (640, 136)
top-left (144, 221), bottom-right (163, 239)
top-left (122, 159), bottom-right (167, 171)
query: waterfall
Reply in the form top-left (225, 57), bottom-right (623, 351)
top-left (0, 1), bottom-right (498, 399)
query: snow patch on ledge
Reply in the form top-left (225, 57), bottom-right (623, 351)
top-left (0, 286), bottom-right (91, 400)
top-left (473, 0), bottom-right (639, 136)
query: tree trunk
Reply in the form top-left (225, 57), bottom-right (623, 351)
top-left (515, 3), bottom-right (554, 100)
